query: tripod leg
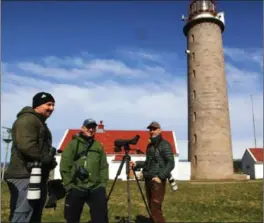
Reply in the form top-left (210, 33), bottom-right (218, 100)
top-left (125, 155), bottom-right (131, 223)
top-left (132, 169), bottom-right (154, 223)
top-left (107, 156), bottom-right (126, 201)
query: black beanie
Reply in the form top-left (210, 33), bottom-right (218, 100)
top-left (32, 92), bottom-right (55, 108)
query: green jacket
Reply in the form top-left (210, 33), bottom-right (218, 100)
top-left (5, 106), bottom-right (53, 180)
top-left (60, 134), bottom-right (109, 191)
top-left (135, 134), bottom-right (175, 180)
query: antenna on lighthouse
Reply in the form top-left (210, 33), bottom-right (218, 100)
top-left (1, 126), bottom-right (12, 180)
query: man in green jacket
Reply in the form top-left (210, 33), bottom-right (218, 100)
top-left (60, 119), bottom-right (109, 223)
top-left (4, 92), bottom-right (57, 223)
top-left (131, 121), bottom-right (175, 223)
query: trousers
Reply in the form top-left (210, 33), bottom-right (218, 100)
top-left (6, 178), bottom-right (47, 223)
top-left (64, 186), bottom-right (108, 223)
top-left (145, 180), bottom-right (166, 223)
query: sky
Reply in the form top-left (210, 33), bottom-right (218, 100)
top-left (1, 1), bottom-right (263, 162)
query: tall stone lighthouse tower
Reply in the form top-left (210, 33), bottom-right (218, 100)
top-left (183, 0), bottom-right (234, 180)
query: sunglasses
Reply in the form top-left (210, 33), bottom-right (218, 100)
top-left (85, 125), bottom-right (97, 129)
top-left (149, 127), bottom-right (158, 131)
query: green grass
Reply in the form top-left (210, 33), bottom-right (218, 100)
top-left (1, 180), bottom-right (262, 222)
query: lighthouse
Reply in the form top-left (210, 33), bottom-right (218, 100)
top-left (182, 0), bottom-right (234, 180)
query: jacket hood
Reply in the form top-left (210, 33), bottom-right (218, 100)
top-left (17, 106), bottom-right (47, 122)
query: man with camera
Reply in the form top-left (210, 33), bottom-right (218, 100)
top-left (4, 92), bottom-right (58, 223)
top-left (60, 119), bottom-right (109, 223)
top-left (131, 121), bottom-right (175, 223)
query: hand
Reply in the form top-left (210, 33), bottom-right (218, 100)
top-left (129, 161), bottom-right (136, 170)
top-left (152, 176), bottom-right (161, 183)
top-left (41, 154), bottom-right (54, 165)
top-left (50, 158), bottom-right (57, 169)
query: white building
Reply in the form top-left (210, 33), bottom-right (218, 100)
top-left (241, 148), bottom-right (263, 179)
top-left (54, 121), bottom-right (190, 181)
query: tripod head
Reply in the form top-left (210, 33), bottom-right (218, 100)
top-left (114, 135), bottom-right (140, 153)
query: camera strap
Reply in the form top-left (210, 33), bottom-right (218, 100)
top-left (153, 137), bottom-right (164, 161)
top-left (155, 146), bottom-right (165, 162)
top-left (73, 139), bottom-right (95, 161)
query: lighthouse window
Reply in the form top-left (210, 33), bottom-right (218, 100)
top-left (194, 155), bottom-right (197, 165)
top-left (193, 134), bottom-right (197, 144)
top-left (193, 90), bottom-right (196, 99)
top-left (192, 52), bottom-right (195, 61)
top-left (193, 112), bottom-right (196, 122)
top-left (193, 69), bottom-right (196, 78)
top-left (191, 34), bottom-right (194, 42)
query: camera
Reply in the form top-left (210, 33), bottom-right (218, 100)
top-left (49, 147), bottom-right (57, 157)
top-left (168, 174), bottom-right (178, 192)
top-left (114, 135), bottom-right (140, 152)
top-left (77, 166), bottom-right (89, 181)
top-left (27, 161), bottom-right (42, 200)
top-left (27, 147), bottom-right (57, 200)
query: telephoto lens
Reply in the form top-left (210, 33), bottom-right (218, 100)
top-left (168, 175), bottom-right (178, 192)
top-left (27, 161), bottom-right (42, 200)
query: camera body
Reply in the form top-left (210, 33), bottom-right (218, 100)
top-left (77, 166), bottom-right (89, 181)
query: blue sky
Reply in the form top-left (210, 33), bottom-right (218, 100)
top-left (1, 1), bottom-right (263, 162)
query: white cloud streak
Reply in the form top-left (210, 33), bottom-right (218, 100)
top-left (224, 47), bottom-right (263, 68)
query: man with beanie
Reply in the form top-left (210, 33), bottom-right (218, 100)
top-left (130, 121), bottom-right (175, 223)
top-left (60, 119), bottom-right (109, 223)
top-left (5, 92), bottom-right (57, 223)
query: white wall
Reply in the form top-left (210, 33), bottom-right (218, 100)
top-left (53, 154), bottom-right (191, 181)
top-left (254, 163), bottom-right (263, 179)
top-left (54, 155), bottom-right (62, 179)
top-left (241, 150), bottom-right (255, 179)
top-left (177, 161), bottom-right (191, 180)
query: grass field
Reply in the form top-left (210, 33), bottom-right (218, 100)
top-left (1, 179), bottom-right (263, 222)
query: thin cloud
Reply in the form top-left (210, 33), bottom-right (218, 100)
top-left (116, 48), bottom-right (178, 67)
top-left (225, 62), bottom-right (261, 93)
top-left (224, 47), bottom-right (263, 68)
top-left (8, 57), bottom-right (173, 82)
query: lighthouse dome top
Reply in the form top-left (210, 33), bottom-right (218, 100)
top-left (188, 0), bottom-right (217, 19)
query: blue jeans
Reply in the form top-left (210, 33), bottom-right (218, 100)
top-left (6, 178), bottom-right (47, 223)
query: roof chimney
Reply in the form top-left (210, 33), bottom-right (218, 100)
top-left (97, 120), bottom-right (104, 133)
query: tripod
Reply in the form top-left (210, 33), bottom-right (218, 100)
top-left (107, 146), bottom-right (153, 223)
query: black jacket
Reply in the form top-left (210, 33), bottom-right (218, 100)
top-left (135, 134), bottom-right (175, 180)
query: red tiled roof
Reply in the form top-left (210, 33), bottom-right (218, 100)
top-left (248, 148), bottom-right (264, 162)
top-left (58, 129), bottom-right (177, 155)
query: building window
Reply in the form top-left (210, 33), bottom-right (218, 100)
top-left (191, 34), bottom-right (194, 42)
top-left (193, 90), bottom-right (196, 99)
top-left (192, 52), bottom-right (195, 61)
top-left (193, 112), bottom-right (196, 122)
top-left (193, 69), bottom-right (196, 78)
